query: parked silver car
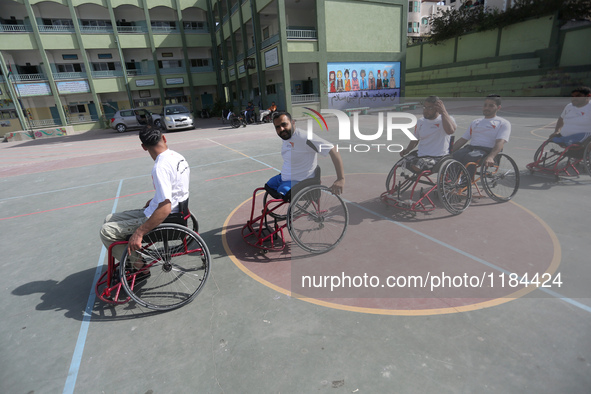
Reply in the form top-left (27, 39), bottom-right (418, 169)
top-left (110, 108), bottom-right (162, 133)
top-left (161, 105), bottom-right (194, 131)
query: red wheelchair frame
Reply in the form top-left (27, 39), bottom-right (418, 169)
top-left (242, 174), bottom-right (349, 254)
top-left (526, 137), bottom-right (591, 179)
top-left (381, 155), bottom-right (473, 216)
top-left (95, 211), bottom-right (211, 311)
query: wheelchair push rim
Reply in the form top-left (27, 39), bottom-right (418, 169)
top-left (287, 185), bottom-right (349, 254)
top-left (437, 159), bottom-right (472, 215)
top-left (481, 153), bottom-right (520, 202)
top-left (119, 224), bottom-right (211, 311)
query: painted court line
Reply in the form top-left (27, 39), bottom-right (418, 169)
top-left (63, 180), bottom-right (123, 394)
top-left (0, 152), bottom-right (280, 203)
top-left (237, 149), bottom-right (591, 315)
top-left (346, 199), bottom-right (591, 314)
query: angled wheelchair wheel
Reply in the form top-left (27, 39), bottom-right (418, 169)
top-left (385, 158), bottom-right (415, 195)
top-left (437, 159), bottom-right (472, 215)
top-left (584, 141), bottom-right (591, 176)
top-left (119, 224), bottom-right (211, 311)
top-left (287, 185), bottom-right (348, 254)
top-left (481, 153), bottom-right (520, 202)
top-left (533, 141), bottom-right (570, 172)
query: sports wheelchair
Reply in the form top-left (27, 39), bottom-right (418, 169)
top-left (457, 151), bottom-right (520, 203)
top-left (242, 167), bottom-right (349, 254)
top-left (526, 136), bottom-right (591, 179)
top-left (96, 200), bottom-right (211, 311)
top-left (380, 153), bottom-right (473, 215)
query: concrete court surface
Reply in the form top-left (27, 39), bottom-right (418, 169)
top-left (1, 99), bottom-right (590, 393)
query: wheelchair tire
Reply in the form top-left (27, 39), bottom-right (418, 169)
top-left (385, 158), bottom-right (415, 195)
top-left (230, 117), bottom-right (241, 128)
top-left (119, 224), bottom-right (211, 311)
top-left (481, 153), bottom-right (520, 202)
top-left (584, 141), bottom-right (591, 177)
top-left (287, 185), bottom-right (348, 254)
top-left (533, 141), bottom-right (570, 172)
top-left (437, 159), bottom-right (472, 215)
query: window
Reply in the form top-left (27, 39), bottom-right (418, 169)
top-left (414, 1), bottom-right (420, 12)
top-left (92, 62), bottom-right (116, 71)
top-left (68, 104), bottom-right (86, 114)
top-left (422, 17), bottom-right (429, 25)
top-left (158, 60), bottom-right (182, 69)
top-left (62, 54), bottom-right (78, 60)
top-left (162, 52), bottom-right (174, 58)
top-left (190, 59), bottom-right (210, 67)
top-left (57, 63), bottom-right (83, 73)
top-left (266, 84), bottom-right (276, 95)
top-left (98, 53), bottom-right (113, 59)
top-left (262, 26), bottom-right (269, 40)
top-left (152, 21), bottom-right (175, 29)
top-left (184, 21), bottom-right (205, 30)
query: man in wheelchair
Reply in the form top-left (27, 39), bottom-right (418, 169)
top-left (99, 125), bottom-right (191, 266)
top-left (265, 111), bottom-right (345, 201)
top-left (399, 96), bottom-right (457, 172)
top-left (548, 86), bottom-right (591, 147)
top-left (452, 94), bottom-right (511, 174)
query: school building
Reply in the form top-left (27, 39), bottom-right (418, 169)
top-left (0, 0), bottom-right (408, 136)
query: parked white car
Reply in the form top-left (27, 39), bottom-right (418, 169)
top-left (161, 105), bottom-right (195, 131)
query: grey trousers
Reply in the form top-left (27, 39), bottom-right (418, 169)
top-left (100, 209), bottom-right (148, 262)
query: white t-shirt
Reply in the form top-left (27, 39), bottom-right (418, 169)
top-left (281, 128), bottom-right (333, 182)
top-left (461, 116), bottom-right (511, 148)
top-left (414, 115), bottom-right (456, 157)
top-left (144, 149), bottom-right (190, 217)
top-left (560, 102), bottom-right (591, 137)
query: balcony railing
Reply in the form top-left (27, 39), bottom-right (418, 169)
top-left (152, 26), bottom-right (179, 33)
top-left (286, 29), bottom-right (317, 39)
top-left (261, 34), bottom-right (280, 49)
top-left (12, 74), bottom-right (46, 82)
top-left (67, 115), bottom-right (99, 124)
top-left (184, 27), bottom-right (209, 34)
top-left (0, 24), bottom-right (32, 32)
top-left (190, 65), bottom-right (214, 73)
top-left (80, 26), bottom-right (113, 33)
top-left (292, 94), bottom-right (320, 104)
top-left (92, 70), bottom-right (124, 78)
top-left (53, 72), bottom-right (87, 80)
top-left (117, 26), bottom-right (146, 33)
top-left (28, 119), bottom-right (62, 128)
top-left (38, 25), bottom-right (76, 33)
top-left (159, 67), bottom-right (186, 75)
top-left (126, 69), bottom-right (155, 76)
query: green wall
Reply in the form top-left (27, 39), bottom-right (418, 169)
top-left (406, 15), bottom-right (591, 98)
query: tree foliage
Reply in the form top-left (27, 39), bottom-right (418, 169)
top-left (428, 0), bottom-right (591, 45)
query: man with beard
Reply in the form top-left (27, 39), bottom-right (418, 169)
top-left (399, 95), bottom-right (456, 172)
top-left (452, 94), bottom-right (511, 175)
top-left (265, 111), bottom-right (345, 200)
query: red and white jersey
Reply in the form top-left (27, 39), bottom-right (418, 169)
top-left (461, 116), bottom-right (511, 148)
top-left (414, 115), bottom-right (455, 157)
top-left (560, 102), bottom-right (591, 137)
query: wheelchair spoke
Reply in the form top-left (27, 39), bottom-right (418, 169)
top-left (288, 186), bottom-right (348, 254)
top-left (482, 154), bottom-right (519, 202)
top-left (120, 225), bottom-right (211, 310)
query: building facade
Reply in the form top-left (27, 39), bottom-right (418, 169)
top-left (0, 0), bottom-right (407, 134)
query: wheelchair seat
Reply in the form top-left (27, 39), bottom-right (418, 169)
top-left (264, 166), bottom-right (321, 202)
top-left (162, 198), bottom-right (191, 226)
